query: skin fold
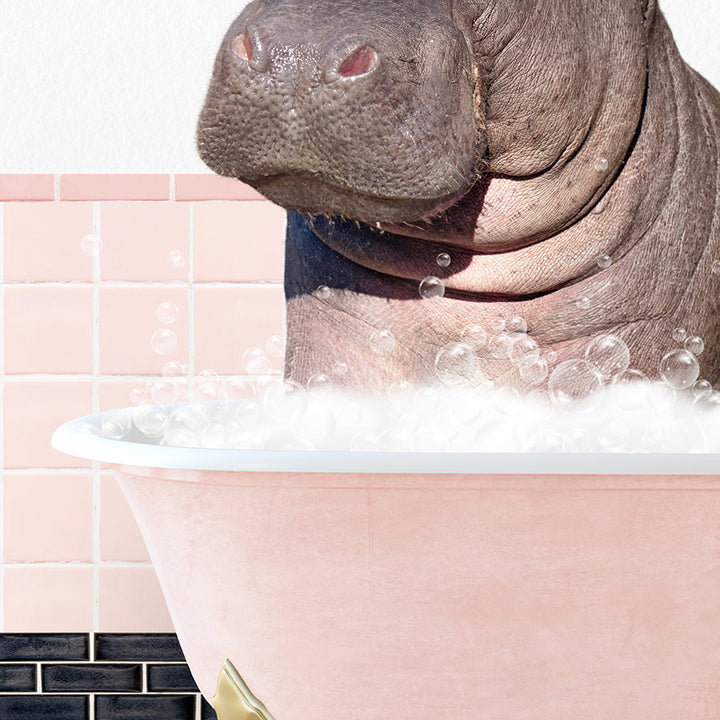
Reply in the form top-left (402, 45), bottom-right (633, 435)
top-left (197, 0), bottom-right (720, 391)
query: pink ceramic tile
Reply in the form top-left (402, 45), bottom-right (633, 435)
top-left (0, 175), bottom-right (55, 201)
top-left (193, 285), bottom-right (285, 374)
top-left (4, 472), bottom-right (93, 561)
top-left (193, 201), bottom-right (285, 282)
top-left (4, 202), bottom-right (93, 281)
top-left (99, 379), bottom-right (153, 412)
top-left (4, 380), bottom-right (93, 469)
top-left (60, 174), bottom-right (170, 201)
top-left (98, 566), bottom-right (174, 632)
top-left (99, 473), bottom-right (150, 562)
top-left (4, 566), bottom-right (94, 631)
top-left (4, 286), bottom-right (94, 374)
top-left (99, 286), bottom-right (189, 375)
top-left (175, 174), bottom-right (265, 201)
top-left (100, 202), bottom-right (190, 281)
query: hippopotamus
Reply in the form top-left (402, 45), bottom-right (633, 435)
top-left (197, 0), bottom-right (720, 393)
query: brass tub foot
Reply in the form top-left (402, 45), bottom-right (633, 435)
top-left (213, 659), bottom-right (276, 720)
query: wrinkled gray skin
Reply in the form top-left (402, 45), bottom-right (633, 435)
top-left (198, 0), bottom-right (720, 391)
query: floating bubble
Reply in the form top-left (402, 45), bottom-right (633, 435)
top-left (150, 379), bottom-right (179, 405)
top-left (460, 324), bottom-right (487, 351)
top-left (242, 346), bottom-right (272, 374)
top-left (263, 381), bottom-right (308, 420)
top-left (307, 373), bottom-right (332, 391)
top-left (544, 350), bottom-right (559, 366)
top-left (419, 276), bottom-right (445, 299)
top-left (169, 250), bottom-right (186, 269)
top-left (129, 386), bottom-right (147, 406)
top-left (163, 428), bottom-right (200, 448)
top-left (436, 252), bottom-right (451, 268)
top-left (265, 335), bottom-right (285, 358)
top-left (671, 327), bottom-right (687, 343)
top-left (584, 334), bottom-right (630, 378)
top-left (218, 376), bottom-right (257, 403)
top-left (313, 285), bottom-right (331, 300)
top-left (488, 333), bottom-right (514, 359)
top-left (596, 254), bottom-right (612, 269)
top-left (612, 369), bottom-right (650, 410)
top-left (100, 411), bottom-right (131, 440)
top-left (388, 380), bottom-right (414, 399)
top-left (519, 358), bottom-right (549, 385)
top-left (547, 359), bottom-right (603, 409)
top-left (434, 342), bottom-right (476, 386)
top-left (162, 361), bottom-right (188, 378)
top-left (201, 423), bottom-right (227, 449)
top-left (80, 234), bottom-right (102, 257)
top-left (506, 316), bottom-right (527, 334)
top-left (594, 157), bottom-right (609, 172)
top-left (332, 361), bottom-right (349, 376)
top-left (692, 379), bottom-right (713, 401)
top-left (684, 335), bottom-right (704, 355)
top-left (659, 349), bottom-right (700, 390)
top-left (565, 428), bottom-right (595, 453)
top-left (712, 260), bottom-right (720, 275)
top-left (151, 329), bottom-right (177, 355)
top-left (156, 302), bottom-right (179, 325)
top-left (133, 405), bottom-right (169, 438)
top-left (575, 296), bottom-right (591, 310)
top-left (170, 403), bottom-right (213, 431)
top-left (370, 328), bottom-right (396, 355)
top-left (693, 391), bottom-right (720, 417)
top-left (488, 316), bottom-right (506, 333)
top-left (193, 370), bottom-right (220, 402)
top-left (598, 421), bottom-right (630, 451)
top-left (510, 335), bottom-right (540, 367)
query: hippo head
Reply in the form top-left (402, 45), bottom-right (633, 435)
top-left (197, 0), bottom-right (481, 223)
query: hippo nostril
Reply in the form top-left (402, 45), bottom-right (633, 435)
top-left (338, 45), bottom-right (379, 78)
top-left (230, 29), bottom-right (253, 62)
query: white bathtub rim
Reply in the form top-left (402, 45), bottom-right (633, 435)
top-left (51, 407), bottom-right (720, 476)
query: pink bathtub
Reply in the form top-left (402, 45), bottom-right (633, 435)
top-left (53, 407), bottom-right (720, 719)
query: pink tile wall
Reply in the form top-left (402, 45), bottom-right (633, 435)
top-left (0, 174), bottom-right (286, 632)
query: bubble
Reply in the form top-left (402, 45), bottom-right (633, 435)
top-left (100, 411), bottom-right (131, 440)
top-left (659, 349), bottom-right (700, 390)
top-left (133, 405), bottom-right (169, 438)
top-left (584, 334), bottom-right (630, 378)
top-left (149, 379), bottom-right (178, 405)
top-left (163, 428), bottom-right (200, 448)
top-left (332, 361), bottom-right (349, 376)
top-left (169, 250), bottom-right (186, 269)
top-left (598, 421), bottom-right (630, 451)
top-left (436, 252), bottom-right (451, 268)
top-left (506, 316), bottom-right (527, 334)
top-left (547, 359), bottom-right (603, 409)
top-left (544, 350), bottom-right (559, 366)
top-left (684, 335), bottom-right (704, 355)
top-left (693, 391), bottom-right (720, 417)
top-left (434, 342), bottom-right (476, 386)
top-left (388, 380), bottom-right (414, 399)
top-left (380, 427), bottom-right (414, 451)
top-left (156, 301), bottom-right (179, 325)
top-left (596, 254), bottom-right (612, 269)
top-left (712, 260), bottom-right (720, 275)
top-left (194, 369), bottom-right (220, 402)
top-left (129, 386), bottom-right (147, 406)
top-left (242, 346), bottom-right (272, 374)
top-left (351, 431), bottom-right (382, 451)
top-left (565, 428), bottom-right (595, 453)
top-left (594, 157), bottom-right (609, 172)
top-left (218, 376), bottom-right (257, 404)
top-left (510, 335), bottom-right (540, 367)
top-left (162, 361), bottom-right (188, 378)
top-left (612, 369), bottom-right (650, 410)
top-left (170, 403), bottom-right (212, 431)
top-left (80, 234), bottom-right (102, 257)
top-left (263, 380), bottom-right (307, 420)
top-left (419, 276), bottom-right (445, 299)
top-left (519, 358), bottom-right (549, 385)
top-left (151, 329), bottom-right (177, 355)
top-left (460, 324), bottom-right (487, 351)
top-left (232, 431), bottom-right (265, 450)
top-left (488, 333), bottom-right (514, 359)
top-left (575, 296), bottom-right (591, 310)
top-left (672, 327), bottom-right (687, 343)
top-left (265, 334), bottom-right (285, 358)
top-left (201, 423), bottom-right (227, 449)
top-left (313, 285), bottom-right (331, 300)
top-left (488, 316), bottom-right (506, 334)
top-left (693, 379), bottom-right (713, 401)
top-left (307, 373), bottom-right (332, 391)
top-left (370, 328), bottom-right (396, 355)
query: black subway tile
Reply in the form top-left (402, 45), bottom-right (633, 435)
top-left (147, 664), bottom-right (199, 692)
top-left (43, 664), bottom-right (142, 693)
top-left (95, 694), bottom-right (196, 720)
top-left (0, 664), bottom-right (36, 691)
top-left (201, 697), bottom-right (219, 720)
top-left (0, 695), bottom-right (88, 719)
top-left (0, 633), bottom-right (89, 661)
top-left (95, 634), bottom-right (185, 661)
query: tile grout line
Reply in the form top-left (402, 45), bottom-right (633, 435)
top-left (0, 200), bottom-right (5, 632)
top-left (188, 197), bottom-right (196, 379)
top-left (54, 174), bottom-right (61, 202)
top-left (92, 201), bottom-right (101, 635)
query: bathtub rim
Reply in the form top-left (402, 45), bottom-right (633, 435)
top-left (51, 405), bottom-right (720, 476)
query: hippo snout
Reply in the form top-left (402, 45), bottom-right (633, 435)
top-left (197, 0), bottom-right (482, 224)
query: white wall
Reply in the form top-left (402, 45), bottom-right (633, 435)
top-left (0, 0), bottom-right (717, 172)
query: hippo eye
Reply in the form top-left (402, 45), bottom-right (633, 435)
top-left (338, 45), bottom-right (379, 78)
top-left (230, 29), bottom-right (253, 62)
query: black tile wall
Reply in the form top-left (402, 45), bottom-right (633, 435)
top-left (0, 633), bottom-right (211, 720)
